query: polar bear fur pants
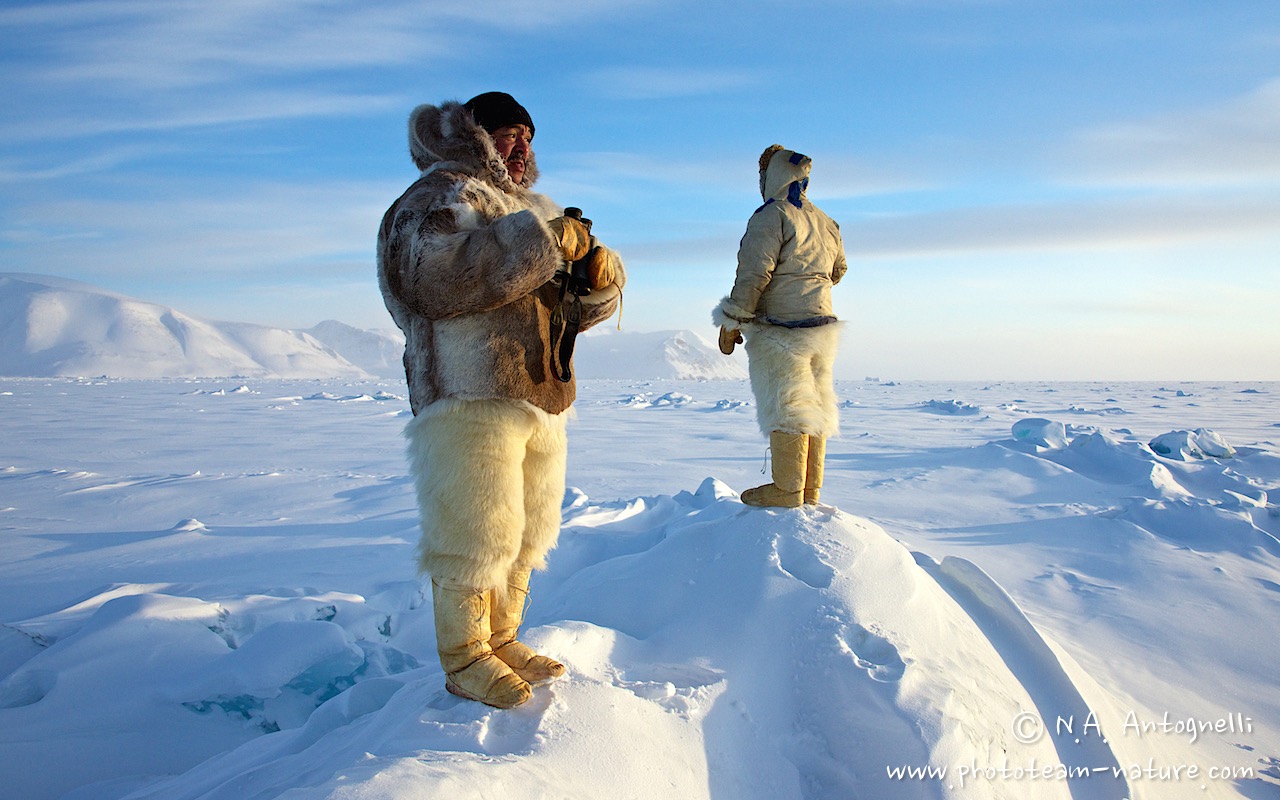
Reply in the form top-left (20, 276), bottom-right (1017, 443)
top-left (404, 398), bottom-right (567, 592)
top-left (743, 322), bottom-right (841, 439)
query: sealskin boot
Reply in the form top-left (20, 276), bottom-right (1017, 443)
top-left (804, 435), bottom-right (826, 505)
top-left (432, 581), bottom-right (532, 708)
top-left (741, 431), bottom-right (808, 508)
top-left (489, 567), bottom-right (566, 685)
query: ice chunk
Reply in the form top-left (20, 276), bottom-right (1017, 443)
top-left (1149, 428), bottom-right (1236, 460)
top-left (1011, 418), bottom-right (1068, 449)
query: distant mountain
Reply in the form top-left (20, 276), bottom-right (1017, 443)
top-left (309, 323), bottom-right (748, 382)
top-left (0, 273), bottom-right (368, 379)
top-left (0, 273), bottom-right (746, 381)
top-left (574, 328), bottom-right (748, 380)
top-left (303, 320), bottom-right (405, 379)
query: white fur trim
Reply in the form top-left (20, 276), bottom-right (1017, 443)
top-left (711, 296), bottom-right (755, 329)
top-left (744, 323), bottom-right (841, 438)
top-left (580, 281), bottom-right (622, 307)
top-left (405, 398), bottom-right (567, 590)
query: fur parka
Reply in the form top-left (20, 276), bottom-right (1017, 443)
top-left (712, 148), bottom-right (846, 328)
top-left (377, 101), bottom-right (624, 416)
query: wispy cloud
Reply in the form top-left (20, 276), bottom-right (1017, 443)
top-left (4, 2), bottom-right (440, 87)
top-left (0, 92), bottom-right (400, 142)
top-left (0, 144), bottom-right (168, 182)
top-left (550, 151), bottom-right (929, 199)
top-left (851, 190), bottom-right (1280, 258)
top-left (1061, 77), bottom-right (1280, 188)
top-left (583, 66), bottom-right (761, 100)
top-left (3, 0), bottom-right (652, 89)
top-left (0, 0), bottom-right (644, 141)
top-left (2, 177), bottom-right (394, 275)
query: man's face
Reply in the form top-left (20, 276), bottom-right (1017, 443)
top-left (490, 124), bottom-right (532, 184)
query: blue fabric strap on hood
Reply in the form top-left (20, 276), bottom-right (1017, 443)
top-left (786, 179), bottom-right (806, 209)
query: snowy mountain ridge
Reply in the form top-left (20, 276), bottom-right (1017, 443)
top-left (0, 273), bottom-right (368, 379)
top-left (0, 273), bottom-right (738, 381)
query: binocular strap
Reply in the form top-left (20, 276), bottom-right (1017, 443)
top-left (550, 292), bottom-right (582, 383)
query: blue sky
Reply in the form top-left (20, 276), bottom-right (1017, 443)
top-left (2, 0), bottom-right (1278, 380)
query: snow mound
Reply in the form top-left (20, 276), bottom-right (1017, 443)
top-left (0, 273), bottom-right (368, 379)
top-left (1, 479), bottom-right (1130, 799)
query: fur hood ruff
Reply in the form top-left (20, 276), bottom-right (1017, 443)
top-left (408, 101), bottom-right (540, 192)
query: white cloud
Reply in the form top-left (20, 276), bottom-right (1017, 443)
top-left (0, 144), bottom-right (166, 182)
top-left (850, 190), bottom-right (1280, 258)
top-left (4, 177), bottom-right (393, 275)
top-left (0, 91), bottom-right (399, 141)
top-left (1062, 77), bottom-right (1280, 188)
top-left (0, 0), bottom-right (648, 140)
top-left (550, 150), bottom-right (928, 199)
top-left (3, 0), bottom-right (652, 89)
top-left (583, 66), bottom-right (761, 100)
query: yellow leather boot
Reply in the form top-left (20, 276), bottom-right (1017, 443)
top-left (741, 431), bottom-right (808, 508)
top-left (489, 567), bottom-right (566, 685)
top-left (804, 435), bottom-right (826, 505)
top-left (432, 581), bottom-right (532, 708)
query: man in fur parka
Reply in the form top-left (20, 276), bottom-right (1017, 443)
top-left (713, 144), bottom-right (847, 508)
top-left (377, 92), bottom-right (624, 708)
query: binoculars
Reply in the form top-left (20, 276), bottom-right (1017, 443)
top-left (556, 207), bottom-right (596, 297)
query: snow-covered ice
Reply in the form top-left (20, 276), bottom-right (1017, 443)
top-left (2, 378), bottom-right (1278, 799)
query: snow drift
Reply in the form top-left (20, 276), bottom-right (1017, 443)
top-left (2, 479), bottom-right (1124, 800)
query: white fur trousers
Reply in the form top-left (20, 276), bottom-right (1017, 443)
top-left (743, 323), bottom-right (841, 438)
top-left (404, 398), bottom-right (567, 591)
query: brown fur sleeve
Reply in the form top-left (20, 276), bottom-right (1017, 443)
top-left (381, 179), bottom-right (562, 321)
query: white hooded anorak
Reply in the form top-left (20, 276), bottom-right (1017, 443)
top-left (712, 147), bottom-right (847, 439)
top-left (714, 148), bottom-right (847, 328)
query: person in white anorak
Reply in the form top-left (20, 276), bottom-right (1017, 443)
top-left (713, 144), bottom-right (847, 508)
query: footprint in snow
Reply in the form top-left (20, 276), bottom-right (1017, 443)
top-left (837, 623), bottom-right (906, 683)
top-left (774, 534), bottom-right (835, 590)
top-left (616, 662), bottom-right (724, 717)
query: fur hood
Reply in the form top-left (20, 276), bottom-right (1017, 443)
top-left (760, 148), bottom-right (811, 206)
top-left (408, 101), bottom-right (539, 192)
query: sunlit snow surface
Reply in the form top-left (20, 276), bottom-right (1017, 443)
top-left (1, 379), bottom-right (1278, 799)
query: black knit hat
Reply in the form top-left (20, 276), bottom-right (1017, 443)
top-left (463, 92), bottom-right (535, 137)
